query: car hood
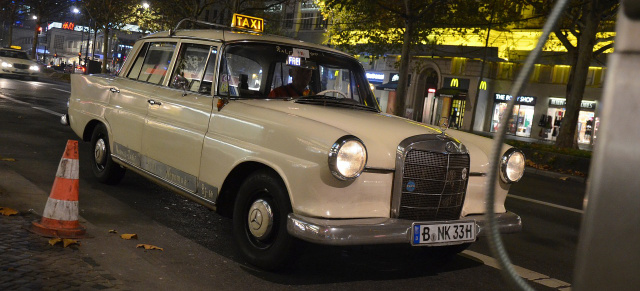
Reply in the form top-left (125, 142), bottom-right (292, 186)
top-left (236, 99), bottom-right (492, 173)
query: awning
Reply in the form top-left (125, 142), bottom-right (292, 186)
top-left (436, 88), bottom-right (468, 100)
top-left (375, 81), bottom-right (397, 91)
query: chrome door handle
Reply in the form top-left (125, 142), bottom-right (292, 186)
top-left (109, 88), bottom-right (120, 93)
top-left (148, 99), bottom-right (162, 106)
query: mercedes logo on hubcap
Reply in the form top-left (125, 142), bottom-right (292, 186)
top-left (250, 208), bottom-right (263, 230)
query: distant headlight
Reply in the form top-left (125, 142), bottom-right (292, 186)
top-left (328, 136), bottom-right (367, 180)
top-left (1, 62), bottom-right (12, 68)
top-left (29, 65), bottom-right (39, 71)
top-left (500, 148), bottom-right (525, 183)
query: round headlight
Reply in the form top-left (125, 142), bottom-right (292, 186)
top-left (500, 148), bottom-right (525, 183)
top-left (328, 136), bottom-right (367, 180)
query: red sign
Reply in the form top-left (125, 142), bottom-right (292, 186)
top-left (62, 22), bottom-right (75, 30)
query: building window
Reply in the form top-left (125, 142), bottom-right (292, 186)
top-left (586, 66), bottom-right (604, 86)
top-left (285, 13), bottom-right (294, 29)
top-left (54, 36), bottom-right (64, 51)
top-left (450, 57), bottom-right (467, 75)
top-left (315, 13), bottom-right (327, 29)
top-left (301, 13), bottom-right (313, 30)
top-left (551, 65), bottom-right (571, 84)
top-left (496, 62), bottom-right (515, 80)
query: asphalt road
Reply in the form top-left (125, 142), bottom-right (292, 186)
top-left (0, 76), bottom-right (586, 290)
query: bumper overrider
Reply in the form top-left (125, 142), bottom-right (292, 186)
top-left (287, 212), bottom-right (521, 246)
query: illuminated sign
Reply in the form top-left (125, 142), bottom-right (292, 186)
top-left (494, 93), bottom-right (537, 105)
top-left (443, 77), bottom-right (469, 90)
top-left (286, 56), bottom-right (301, 66)
top-left (389, 73), bottom-right (411, 86)
top-left (62, 22), bottom-right (75, 30)
top-left (549, 98), bottom-right (596, 110)
top-left (479, 81), bottom-right (487, 90)
top-left (428, 88), bottom-right (436, 93)
top-left (450, 78), bottom-right (459, 87)
top-left (231, 13), bottom-right (263, 33)
top-left (366, 72), bottom-right (384, 83)
top-left (10, 45), bottom-right (21, 50)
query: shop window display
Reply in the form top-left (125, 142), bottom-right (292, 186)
top-left (491, 103), bottom-right (534, 137)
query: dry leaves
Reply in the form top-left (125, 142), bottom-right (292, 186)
top-left (108, 230), bottom-right (118, 234)
top-left (120, 233), bottom-right (138, 240)
top-left (0, 207), bottom-right (18, 216)
top-left (0, 154), bottom-right (16, 162)
top-left (49, 238), bottom-right (80, 248)
top-left (137, 244), bottom-right (163, 251)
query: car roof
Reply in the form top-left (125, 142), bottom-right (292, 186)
top-left (143, 29), bottom-right (350, 57)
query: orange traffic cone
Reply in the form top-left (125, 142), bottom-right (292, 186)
top-left (31, 140), bottom-right (86, 238)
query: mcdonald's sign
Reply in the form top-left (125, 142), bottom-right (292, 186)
top-left (479, 81), bottom-right (487, 90)
top-left (443, 77), bottom-right (470, 90)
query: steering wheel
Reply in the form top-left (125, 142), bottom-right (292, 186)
top-left (316, 89), bottom-right (348, 99)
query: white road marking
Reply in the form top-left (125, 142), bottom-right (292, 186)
top-left (508, 194), bottom-right (584, 214)
top-left (461, 250), bottom-right (572, 290)
top-left (0, 93), bottom-right (63, 116)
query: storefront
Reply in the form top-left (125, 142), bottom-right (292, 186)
top-left (490, 93), bottom-right (537, 137)
top-left (542, 98), bottom-right (598, 144)
top-left (434, 77), bottom-right (469, 128)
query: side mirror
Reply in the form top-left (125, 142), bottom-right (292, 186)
top-left (173, 75), bottom-right (189, 96)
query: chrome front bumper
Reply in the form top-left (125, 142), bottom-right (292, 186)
top-left (287, 211), bottom-right (521, 246)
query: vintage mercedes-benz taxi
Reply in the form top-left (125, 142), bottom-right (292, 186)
top-left (64, 17), bottom-right (524, 269)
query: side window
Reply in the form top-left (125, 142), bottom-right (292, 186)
top-left (127, 43), bottom-right (149, 80)
top-left (218, 52), bottom-right (263, 97)
top-left (134, 42), bottom-right (177, 85)
top-left (170, 43), bottom-right (217, 94)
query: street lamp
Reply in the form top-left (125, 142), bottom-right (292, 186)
top-left (142, 2), bottom-right (150, 9)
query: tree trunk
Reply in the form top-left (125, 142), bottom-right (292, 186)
top-left (394, 19), bottom-right (413, 118)
top-left (101, 28), bottom-right (110, 74)
top-left (31, 20), bottom-right (41, 59)
top-left (555, 1), bottom-right (598, 149)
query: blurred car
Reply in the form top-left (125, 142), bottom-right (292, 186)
top-left (0, 48), bottom-right (40, 80)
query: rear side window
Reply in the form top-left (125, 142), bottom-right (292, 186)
top-left (170, 43), bottom-right (217, 94)
top-left (127, 42), bottom-right (176, 85)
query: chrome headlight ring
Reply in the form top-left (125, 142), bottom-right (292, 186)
top-left (328, 135), bottom-right (367, 181)
top-left (500, 148), bottom-right (525, 183)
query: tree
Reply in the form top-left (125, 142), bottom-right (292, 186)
top-left (1, 0), bottom-right (23, 47)
top-left (533, 0), bottom-right (618, 149)
top-left (150, 0), bottom-right (224, 29)
top-left (320, 1), bottom-right (521, 118)
top-left (83, 0), bottom-right (138, 73)
top-left (24, 0), bottom-right (74, 59)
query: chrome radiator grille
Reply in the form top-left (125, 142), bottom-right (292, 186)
top-left (398, 150), bottom-right (470, 221)
top-left (13, 64), bottom-right (29, 70)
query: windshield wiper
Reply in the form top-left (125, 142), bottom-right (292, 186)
top-left (295, 95), bottom-right (379, 112)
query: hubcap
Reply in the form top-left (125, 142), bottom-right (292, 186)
top-left (247, 199), bottom-right (274, 239)
top-left (94, 138), bottom-right (107, 165)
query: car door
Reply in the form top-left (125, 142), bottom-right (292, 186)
top-left (106, 41), bottom-right (177, 167)
top-left (141, 40), bottom-right (218, 194)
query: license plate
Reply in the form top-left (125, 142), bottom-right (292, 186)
top-left (411, 221), bottom-right (477, 246)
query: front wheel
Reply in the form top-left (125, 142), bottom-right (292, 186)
top-left (233, 169), bottom-right (295, 270)
top-left (90, 123), bottom-right (125, 184)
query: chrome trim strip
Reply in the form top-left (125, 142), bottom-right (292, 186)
top-left (470, 172), bottom-right (487, 177)
top-left (287, 211), bottom-right (521, 246)
top-left (363, 167), bottom-right (394, 174)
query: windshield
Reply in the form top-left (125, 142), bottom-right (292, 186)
top-left (0, 50), bottom-right (30, 60)
top-left (218, 42), bottom-right (379, 110)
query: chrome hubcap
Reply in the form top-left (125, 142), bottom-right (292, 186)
top-left (247, 199), bottom-right (273, 239)
top-left (94, 138), bottom-right (107, 165)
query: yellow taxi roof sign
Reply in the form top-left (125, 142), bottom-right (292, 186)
top-left (10, 45), bottom-right (21, 50)
top-left (231, 13), bottom-right (263, 33)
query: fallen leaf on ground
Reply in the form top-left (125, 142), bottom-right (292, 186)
top-left (48, 238), bottom-right (80, 248)
top-left (137, 244), bottom-right (163, 251)
top-left (0, 157), bottom-right (16, 162)
top-left (108, 230), bottom-right (118, 234)
top-left (0, 207), bottom-right (18, 216)
top-left (559, 177), bottom-right (569, 181)
top-left (121, 233), bottom-right (138, 240)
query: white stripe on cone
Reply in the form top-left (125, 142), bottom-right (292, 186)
top-left (42, 198), bottom-right (79, 221)
top-left (55, 158), bottom-right (79, 180)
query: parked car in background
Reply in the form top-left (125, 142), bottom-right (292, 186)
top-left (63, 17), bottom-right (526, 270)
top-left (0, 47), bottom-right (40, 80)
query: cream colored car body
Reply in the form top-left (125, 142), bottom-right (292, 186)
top-left (67, 29), bottom-right (519, 246)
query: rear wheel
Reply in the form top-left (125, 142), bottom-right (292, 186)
top-left (233, 169), bottom-right (295, 270)
top-left (90, 123), bottom-right (125, 184)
